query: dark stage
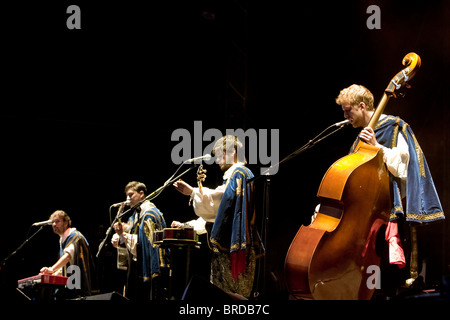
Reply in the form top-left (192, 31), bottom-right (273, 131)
top-left (0, 0), bottom-right (449, 306)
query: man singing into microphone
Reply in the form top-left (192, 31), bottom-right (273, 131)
top-left (111, 181), bottom-right (168, 300)
top-left (40, 210), bottom-right (94, 298)
top-left (172, 135), bottom-right (257, 298)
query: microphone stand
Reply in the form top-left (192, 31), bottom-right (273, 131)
top-left (96, 164), bottom-right (199, 258)
top-left (260, 121), bottom-right (349, 176)
top-left (249, 121), bottom-right (349, 297)
top-left (1, 226), bottom-right (45, 270)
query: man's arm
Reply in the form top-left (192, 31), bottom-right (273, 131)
top-left (40, 252), bottom-right (71, 275)
top-left (359, 126), bottom-right (409, 179)
top-left (173, 180), bottom-right (225, 222)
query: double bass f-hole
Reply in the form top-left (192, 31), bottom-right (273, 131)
top-left (197, 164), bottom-right (207, 195)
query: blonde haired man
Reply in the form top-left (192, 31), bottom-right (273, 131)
top-left (335, 84), bottom-right (444, 297)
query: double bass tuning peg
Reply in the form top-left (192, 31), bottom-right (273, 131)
top-left (394, 83), bottom-right (411, 98)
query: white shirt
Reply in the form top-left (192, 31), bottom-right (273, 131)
top-left (112, 200), bottom-right (156, 258)
top-left (186, 162), bottom-right (246, 234)
top-left (378, 115), bottom-right (410, 198)
top-left (60, 228), bottom-right (76, 265)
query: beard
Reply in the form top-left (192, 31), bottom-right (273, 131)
top-left (219, 163), bottom-right (233, 172)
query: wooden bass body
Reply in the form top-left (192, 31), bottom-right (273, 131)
top-left (285, 142), bottom-right (391, 300)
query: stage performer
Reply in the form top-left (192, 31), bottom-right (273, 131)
top-left (335, 84), bottom-right (445, 297)
top-left (173, 135), bottom-right (257, 298)
top-left (40, 210), bottom-right (94, 298)
top-left (111, 181), bottom-right (168, 300)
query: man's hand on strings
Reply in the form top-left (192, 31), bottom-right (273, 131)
top-left (359, 127), bottom-right (381, 147)
top-left (111, 234), bottom-right (120, 248)
top-left (113, 222), bottom-right (124, 235)
top-left (171, 221), bottom-right (184, 228)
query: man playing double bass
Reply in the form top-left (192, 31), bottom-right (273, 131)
top-left (335, 84), bottom-right (445, 297)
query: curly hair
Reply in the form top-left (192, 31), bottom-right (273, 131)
top-left (335, 84), bottom-right (375, 111)
top-left (212, 135), bottom-right (246, 163)
top-left (49, 210), bottom-right (72, 227)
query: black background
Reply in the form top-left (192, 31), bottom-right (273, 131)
top-left (0, 0), bottom-right (449, 303)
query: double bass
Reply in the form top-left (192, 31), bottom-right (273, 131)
top-left (284, 53), bottom-right (421, 300)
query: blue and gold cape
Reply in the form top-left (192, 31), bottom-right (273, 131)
top-left (210, 165), bottom-right (255, 279)
top-left (351, 115), bottom-right (445, 223)
top-left (128, 202), bottom-right (167, 281)
top-left (60, 229), bottom-right (94, 296)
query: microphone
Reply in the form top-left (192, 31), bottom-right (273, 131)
top-left (183, 154), bottom-right (212, 163)
top-left (111, 200), bottom-right (131, 208)
top-left (32, 219), bottom-right (53, 227)
top-left (334, 119), bottom-right (350, 127)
